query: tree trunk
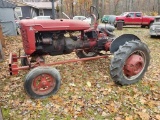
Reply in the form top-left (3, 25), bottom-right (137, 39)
top-left (0, 25), bottom-right (5, 48)
top-left (0, 25), bottom-right (4, 61)
top-left (158, 0), bottom-right (160, 14)
top-left (60, 0), bottom-right (63, 18)
top-left (101, 0), bottom-right (105, 17)
top-left (92, 0), bottom-right (99, 11)
top-left (71, 2), bottom-right (74, 17)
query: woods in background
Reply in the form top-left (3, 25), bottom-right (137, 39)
top-left (8, 0), bottom-right (160, 18)
top-left (58, 0), bottom-right (160, 18)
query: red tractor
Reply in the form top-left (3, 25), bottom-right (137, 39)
top-left (9, 6), bottom-right (150, 99)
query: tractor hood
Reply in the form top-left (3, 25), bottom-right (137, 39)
top-left (20, 19), bottom-right (90, 31)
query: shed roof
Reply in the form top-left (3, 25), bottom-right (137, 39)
top-left (0, 0), bottom-right (16, 8)
top-left (25, 2), bottom-right (58, 9)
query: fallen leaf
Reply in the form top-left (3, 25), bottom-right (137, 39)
top-left (69, 83), bottom-right (76, 87)
top-left (115, 117), bottom-right (122, 120)
top-left (36, 100), bottom-right (43, 110)
top-left (146, 101), bottom-right (156, 108)
top-left (106, 102), bottom-right (118, 113)
top-left (125, 116), bottom-right (133, 120)
top-left (101, 111), bottom-right (107, 117)
top-left (138, 112), bottom-right (150, 120)
top-left (87, 81), bottom-right (91, 87)
top-left (156, 115), bottom-right (160, 120)
top-left (3, 85), bottom-right (10, 91)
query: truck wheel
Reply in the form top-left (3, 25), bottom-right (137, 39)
top-left (75, 50), bottom-right (97, 58)
top-left (110, 40), bottom-right (150, 85)
top-left (24, 67), bottom-right (61, 99)
top-left (141, 25), bottom-right (146, 28)
top-left (150, 35), bottom-right (155, 38)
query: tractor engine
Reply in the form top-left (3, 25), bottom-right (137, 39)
top-left (33, 31), bottom-right (101, 56)
top-left (19, 18), bottom-right (111, 56)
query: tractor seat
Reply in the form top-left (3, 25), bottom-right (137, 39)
top-left (98, 24), bottom-right (115, 37)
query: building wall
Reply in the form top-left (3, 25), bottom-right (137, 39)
top-left (20, 6), bottom-right (31, 19)
top-left (0, 8), bottom-right (17, 36)
top-left (43, 9), bottom-right (52, 16)
top-left (16, 6), bottom-right (56, 19)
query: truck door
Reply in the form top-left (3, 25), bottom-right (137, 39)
top-left (125, 13), bottom-right (135, 25)
top-left (134, 13), bottom-right (142, 25)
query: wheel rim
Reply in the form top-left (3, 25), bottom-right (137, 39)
top-left (31, 74), bottom-right (56, 95)
top-left (123, 51), bottom-right (146, 80)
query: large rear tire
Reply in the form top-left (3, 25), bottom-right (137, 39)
top-left (24, 67), bottom-right (61, 99)
top-left (110, 40), bottom-right (150, 85)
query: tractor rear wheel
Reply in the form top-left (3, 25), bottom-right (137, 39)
top-left (24, 67), bottom-right (61, 99)
top-left (110, 40), bottom-right (150, 85)
top-left (75, 50), bottom-right (97, 58)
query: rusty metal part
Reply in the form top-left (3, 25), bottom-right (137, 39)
top-left (31, 73), bottom-right (56, 95)
top-left (9, 53), bottom-right (108, 75)
top-left (105, 41), bottom-right (112, 51)
top-left (123, 54), bottom-right (144, 77)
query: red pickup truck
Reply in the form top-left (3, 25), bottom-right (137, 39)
top-left (115, 12), bottom-right (155, 28)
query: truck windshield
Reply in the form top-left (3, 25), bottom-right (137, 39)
top-left (155, 18), bottom-right (160, 22)
top-left (120, 12), bottom-right (128, 16)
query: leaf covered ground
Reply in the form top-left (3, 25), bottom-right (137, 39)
top-left (0, 27), bottom-right (160, 120)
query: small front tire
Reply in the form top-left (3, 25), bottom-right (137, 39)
top-left (24, 67), bottom-right (61, 99)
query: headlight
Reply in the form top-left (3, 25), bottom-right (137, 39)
top-left (150, 26), bottom-right (155, 31)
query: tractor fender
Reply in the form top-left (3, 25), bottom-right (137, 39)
top-left (110, 34), bottom-right (140, 53)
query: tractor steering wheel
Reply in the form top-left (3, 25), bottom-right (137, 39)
top-left (90, 6), bottom-right (99, 20)
top-left (90, 6), bottom-right (99, 29)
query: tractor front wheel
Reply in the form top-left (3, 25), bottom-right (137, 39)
top-left (24, 67), bottom-right (61, 99)
top-left (110, 40), bottom-right (150, 85)
top-left (75, 50), bottom-right (97, 58)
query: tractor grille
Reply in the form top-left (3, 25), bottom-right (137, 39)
top-left (21, 28), bottom-right (29, 52)
top-left (155, 28), bottom-right (160, 32)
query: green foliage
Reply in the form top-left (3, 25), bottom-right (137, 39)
top-left (2, 108), bottom-right (10, 120)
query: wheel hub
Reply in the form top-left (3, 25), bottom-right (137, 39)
top-left (32, 74), bottom-right (55, 95)
top-left (124, 54), bottom-right (144, 77)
